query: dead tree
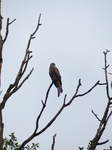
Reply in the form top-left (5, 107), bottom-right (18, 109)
top-left (87, 50), bottom-right (112, 150)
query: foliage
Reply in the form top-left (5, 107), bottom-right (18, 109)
top-left (87, 140), bottom-right (92, 150)
top-left (104, 146), bottom-right (112, 150)
top-left (3, 132), bottom-right (39, 150)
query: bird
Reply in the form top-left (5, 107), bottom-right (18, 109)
top-left (49, 63), bottom-right (63, 97)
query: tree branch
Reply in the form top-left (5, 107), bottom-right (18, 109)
top-left (64, 80), bottom-right (101, 107)
top-left (0, 14), bottom-right (41, 111)
top-left (97, 139), bottom-right (109, 145)
top-left (19, 78), bottom-right (102, 149)
top-left (18, 82), bottom-right (53, 150)
top-left (51, 134), bottom-right (57, 150)
top-left (103, 49), bottom-right (110, 100)
top-left (88, 50), bottom-right (112, 150)
top-left (34, 82), bottom-right (53, 133)
top-left (3, 18), bottom-right (16, 44)
top-left (91, 110), bottom-right (101, 122)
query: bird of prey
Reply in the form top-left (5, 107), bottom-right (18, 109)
top-left (49, 63), bottom-right (63, 97)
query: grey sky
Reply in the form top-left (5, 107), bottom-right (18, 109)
top-left (1, 0), bottom-right (112, 149)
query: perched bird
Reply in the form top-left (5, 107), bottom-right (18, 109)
top-left (49, 63), bottom-right (63, 97)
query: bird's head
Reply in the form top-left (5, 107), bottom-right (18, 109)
top-left (50, 63), bottom-right (55, 67)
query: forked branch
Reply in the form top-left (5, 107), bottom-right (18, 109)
top-left (3, 18), bottom-right (16, 44)
top-left (88, 50), bottom-right (112, 150)
top-left (0, 14), bottom-right (41, 111)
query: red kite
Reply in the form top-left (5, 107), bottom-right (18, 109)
top-left (49, 63), bottom-right (63, 97)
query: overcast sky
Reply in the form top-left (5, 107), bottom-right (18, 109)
top-left (1, 0), bottom-right (112, 149)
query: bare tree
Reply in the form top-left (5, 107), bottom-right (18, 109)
top-left (87, 50), bottom-right (112, 150)
top-left (0, 1), bottom-right (112, 150)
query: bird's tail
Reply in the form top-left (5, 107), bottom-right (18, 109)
top-left (57, 86), bottom-right (63, 97)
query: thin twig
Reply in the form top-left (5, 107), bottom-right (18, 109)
top-left (65, 80), bottom-right (100, 107)
top-left (103, 50), bottom-right (110, 100)
top-left (16, 68), bottom-right (34, 90)
top-left (51, 134), bottom-right (57, 150)
top-left (97, 139), bottom-right (109, 145)
top-left (91, 110), bottom-right (101, 122)
top-left (3, 18), bottom-right (16, 44)
top-left (106, 110), bottom-right (112, 122)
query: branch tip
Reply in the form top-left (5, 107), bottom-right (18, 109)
top-left (91, 110), bottom-right (101, 122)
top-left (31, 36), bottom-right (35, 39)
top-left (97, 139), bottom-right (109, 145)
top-left (51, 134), bottom-right (57, 150)
top-left (28, 50), bottom-right (32, 53)
top-left (9, 18), bottom-right (16, 25)
top-left (63, 94), bottom-right (67, 105)
top-left (106, 65), bottom-right (109, 68)
top-left (41, 100), bottom-right (46, 107)
top-left (79, 79), bottom-right (82, 86)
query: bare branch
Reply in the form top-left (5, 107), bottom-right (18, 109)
top-left (109, 102), bottom-right (112, 105)
top-left (0, 14), bottom-right (41, 111)
top-left (0, 53), bottom-right (33, 110)
top-left (35, 82), bottom-right (53, 133)
top-left (8, 18), bottom-right (16, 25)
top-left (31, 14), bottom-right (42, 37)
top-left (18, 82), bottom-right (53, 150)
top-left (63, 94), bottom-right (67, 105)
top-left (35, 104), bottom-right (64, 137)
top-left (64, 79), bottom-right (82, 107)
top-left (26, 14), bottom-right (41, 51)
top-left (88, 50), bottom-right (112, 150)
top-left (91, 110), bottom-right (101, 122)
top-left (75, 80), bottom-right (100, 98)
top-left (98, 82), bottom-right (106, 85)
top-left (16, 68), bottom-right (34, 90)
top-left (0, 17), bottom-right (16, 88)
top-left (19, 49), bottom-right (111, 149)
top-left (103, 50), bottom-right (110, 100)
top-left (106, 110), bottom-right (112, 122)
top-left (97, 139), bottom-right (109, 145)
top-left (64, 80), bottom-right (100, 107)
top-left (51, 134), bottom-right (57, 150)
top-left (3, 18), bottom-right (16, 44)
top-left (19, 77), bottom-right (102, 149)
top-left (103, 49), bottom-right (110, 54)
top-left (35, 79), bottom-right (100, 138)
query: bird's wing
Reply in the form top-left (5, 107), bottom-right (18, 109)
top-left (54, 67), bottom-right (61, 80)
